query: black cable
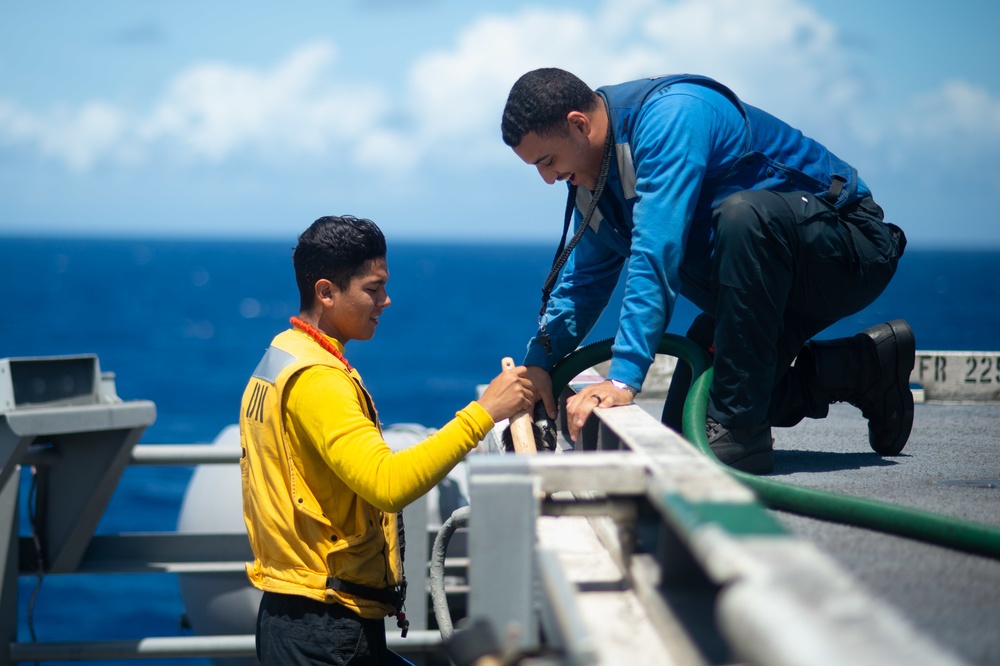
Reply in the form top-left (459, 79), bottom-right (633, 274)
top-left (537, 112), bottom-right (616, 354)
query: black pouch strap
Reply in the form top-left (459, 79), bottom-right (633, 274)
top-left (326, 576), bottom-right (402, 608)
top-left (823, 174), bottom-right (847, 203)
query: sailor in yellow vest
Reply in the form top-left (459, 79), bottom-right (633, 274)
top-left (240, 215), bottom-right (533, 665)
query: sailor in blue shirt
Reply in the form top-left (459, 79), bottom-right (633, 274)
top-left (502, 68), bottom-right (914, 474)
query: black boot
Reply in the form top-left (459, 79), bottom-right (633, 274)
top-left (797, 319), bottom-right (915, 455)
top-left (706, 417), bottom-right (774, 474)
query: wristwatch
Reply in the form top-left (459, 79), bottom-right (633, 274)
top-left (609, 379), bottom-right (638, 397)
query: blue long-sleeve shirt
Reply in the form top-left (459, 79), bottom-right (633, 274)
top-left (524, 75), bottom-right (868, 389)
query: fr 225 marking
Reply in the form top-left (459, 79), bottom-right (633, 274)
top-left (914, 355), bottom-right (1000, 385)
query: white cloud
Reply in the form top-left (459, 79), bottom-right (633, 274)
top-left (354, 128), bottom-right (423, 172)
top-left (637, 0), bottom-right (863, 123)
top-left (900, 80), bottom-right (1000, 148)
top-left (138, 42), bottom-right (388, 163)
top-left (0, 41), bottom-right (387, 170)
top-left (877, 79), bottom-right (1000, 193)
top-left (383, 0), bottom-right (866, 170)
top-left (387, 0), bottom-right (1000, 196)
top-left (0, 99), bottom-right (128, 171)
top-left (1, 0), bottom-right (997, 185)
top-left (348, 7), bottom-right (605, 172)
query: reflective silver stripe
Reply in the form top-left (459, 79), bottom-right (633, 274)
top-left (616, 142), bottom-right (637, 199)
top-left (252, 346), bottom-right (297, 384)
top-left (573, 142), bottom-right (636, 232)
top-left (575, 188), bottom-right (604, 233)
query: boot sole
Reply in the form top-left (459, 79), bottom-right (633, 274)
top-left (728, 450), bottom-right (774, 475)
top-left (871, 319), bottom-right (915, 455)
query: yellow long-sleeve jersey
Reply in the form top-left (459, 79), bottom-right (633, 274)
top-left (240, 328), bottom-right (494, 618)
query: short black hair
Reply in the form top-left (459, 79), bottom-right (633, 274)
top-left (501, 68), bottom-right (599, 147)
top-left (293, 215), bottom-right (387, 311)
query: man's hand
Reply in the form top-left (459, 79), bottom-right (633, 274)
top-left (524, 365), bottom-right (558, 420)
top-left (477, 365), bottom-right (533, 423)
top-left (565, 380), bottom-right (635, 442)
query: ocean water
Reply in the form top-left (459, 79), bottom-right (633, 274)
top-left (2, 236), bottom-right (999, 664)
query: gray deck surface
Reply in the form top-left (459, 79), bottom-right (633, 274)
top-left (633, 398), bottom-right (1000, 665)
top-left (769, 402), bottom-right (1000, 666)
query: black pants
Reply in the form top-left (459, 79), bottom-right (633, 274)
top-left (257, 591), bottom-right (388, 665)
top-left (676, 190), bottom-right (905, 430)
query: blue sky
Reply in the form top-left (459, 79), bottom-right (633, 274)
top-left (2, 0), bottom-right (998, 246)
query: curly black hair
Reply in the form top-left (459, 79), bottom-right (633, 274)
top-left (293, 215), bottom-right (387, 311)
top-left (501, 68), bottom-right (599, 147)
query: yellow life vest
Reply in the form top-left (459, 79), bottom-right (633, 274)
top-left (239, 328), bottom-right (404, 618)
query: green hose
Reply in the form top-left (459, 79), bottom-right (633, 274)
top-left (550, 335), bottom-right (1000, 560)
